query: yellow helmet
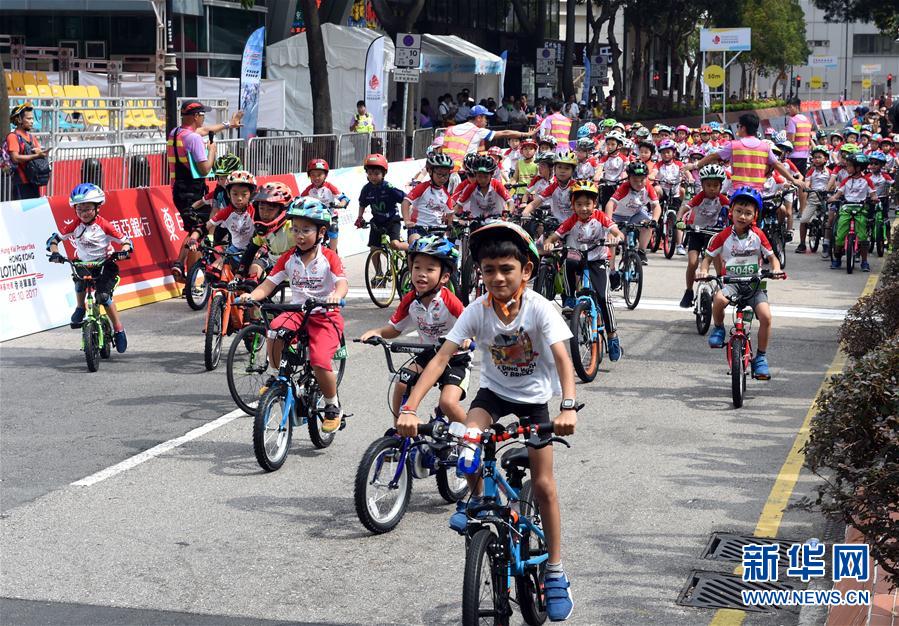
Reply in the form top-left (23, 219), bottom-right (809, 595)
top-left (554, 150), bottom-right (578, 166)
top-left (569, 179), bottom-right (598, 197)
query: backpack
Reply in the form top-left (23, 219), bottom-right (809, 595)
top-left (17, 134), bottom-right (51, 186)
top-left (0, 138), bottom-right (13, 176)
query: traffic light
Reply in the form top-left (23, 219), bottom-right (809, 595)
top-left (889, 73), bottom-right (893, 89)
top-left (653, 71), bottom-right (660, 82)
top-left (796, 76), bottom-right (802, 90)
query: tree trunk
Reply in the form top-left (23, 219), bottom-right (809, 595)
top-left (301, 0), bottom-right (332, 134)
top-left (607, 11), bottom-right (623, 114)
top-left (739, 62), bottom-right (747, 99)
top-left (509, 0), bottom-right (536, 35)
top-left (562, 0), bottom-right (577, 98)
top-left (370, 0), bottom-right (427, 37)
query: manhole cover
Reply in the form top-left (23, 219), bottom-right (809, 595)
top-left (702, 532), bottom-right (801, 568)
top-left (676, 570), bottom-right (797, 613)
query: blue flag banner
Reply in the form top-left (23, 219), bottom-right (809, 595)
top-left (499, 50), bottom-right (508, 102)
top-left (581, 49), bottom-right (591, 106)
top-left (239, 27), bottom-right (265, 139)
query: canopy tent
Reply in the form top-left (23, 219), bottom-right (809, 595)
top-left (266, 24), bottom-right (504, 134)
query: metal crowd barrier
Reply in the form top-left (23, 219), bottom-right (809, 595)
top-left (411, 128), bottom-right (436, 159)
top-left (48, 143), bottom-right (127, 196)
top-left (126, 142), bottom-right (167, 188)
top-left (245, 134), bottom-right (337, 175)
top-left (336, 130), bottom-right (404, 169)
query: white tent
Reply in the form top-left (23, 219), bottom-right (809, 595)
top-left (266, 24), bottom-right (504, 134)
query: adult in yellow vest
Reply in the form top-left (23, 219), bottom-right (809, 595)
top-left (538, 100), bottom-right (573, 152)
top-left (785, 97), bottom-right (813, 230)
top-left (351, 100), bottom-right (376, 133)
top-left (442, 104), bottom-right (535, 172)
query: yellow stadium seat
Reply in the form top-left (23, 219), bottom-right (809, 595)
top-left (84, 85), bottom-right (110, 127)
top-left (10, 72), bottom-right (26, 95)
top-left (37, 84), bottom-right (52, 98)
top-left (21, 71), bottom-right (37, 86)
top-left (4, 71), bottom-right (12, 93)
top-left (24, 84), bottom-right (39, 98)
top-left (35, 71), bottom-right (49, 86)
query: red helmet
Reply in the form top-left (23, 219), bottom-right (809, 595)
top-left (254, 181), bottom-right (293, 207)
top-left (307, 158), bottom-right (330, 173)
top-left (700, 125), bottom-right (712, 134)
top-left (487, 146), bottom-right (504, 159)
top-left (364, 153), bottom-right (388, 172)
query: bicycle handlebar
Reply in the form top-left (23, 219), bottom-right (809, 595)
top-left (237, 298), bottom-right (345, 311)
top-left (696, 270), bottom-right (788, 284)
top-left (355, 336), bottom-right (476, 374)
top-left (417, 419), bottom-right (576, 450)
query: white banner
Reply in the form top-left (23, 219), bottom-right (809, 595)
top-left (860, 64), bottom-right (882, 74)
top-left (0, 198), bottom-right (75, 341)
top-left (809, 55), bottom-right (838, 68)
top-left (364, 35), bottom-right (387, 132)
top-left (700, 28), bottom-right (752, 52)
top-left (197, 76), bottom-right (286, 130)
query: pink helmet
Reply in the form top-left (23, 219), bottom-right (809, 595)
top-left (688, 146), bottom-right (705, 158)
top-left (430, 135), bottom-right (445, 148)
top-left (764, 127), bottom-right (775, 137)
top-left (658, 139), bottom-right (677, 152)
top-left (675, 124), bottom-right (690, 133)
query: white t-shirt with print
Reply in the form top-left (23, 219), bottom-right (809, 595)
top-left (445, 289), bottom-right (572, 404)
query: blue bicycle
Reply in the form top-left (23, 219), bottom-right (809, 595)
top-left (558, 243), bottom-right (609, 382)
top-left (419, 416), bottom-right (579, 626)
top-left (353, 336), bottom-right (471, 533)
top-left (615, 220), bottom-right (652, 310)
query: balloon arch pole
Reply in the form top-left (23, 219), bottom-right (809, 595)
top-left (701, 50), bottom-right (743, 125)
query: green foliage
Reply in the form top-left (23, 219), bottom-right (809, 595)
top-left (810, 0), bottom-right (899, 35)
top-left (710, 99), bottom-right (785, 112)
top-left (741, 0), bottom-right (811, 71)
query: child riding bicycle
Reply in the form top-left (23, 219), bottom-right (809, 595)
top-left (396, 222), bottom-right (578, 622)
top-left (237, 181), bottom-right (293, 288)
top-left (402, 153), bottom-right (454, 244)
top-left (355, 153), bottom-right (408, 252)
top-left (453, 154), bottom-right (512, 219)
top-left (360, 236), bottom-right (470, 424)
top-left (47, 183), bottom-right (132, 352)
top-left (697, 187), bottom-right (784, 380)
top-left (204, 170), bottom-right (257, 281)
top-left (828, 151), bottom-right (877, 272)
top-left (796, 146), bottom-right (831, 253)
top-left (301, 158), bottom-right (349, 252)
top-left (240, 197), bottom-right (349, 433)
top-left (604, 161), bottom-right (662, 264)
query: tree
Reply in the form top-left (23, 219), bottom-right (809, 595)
top-left (562, 0), bottom-right (577, 97)
top-left (810, 0), bottom-right (899, 35)
top-left (741, 0), bottom-right (810, 98)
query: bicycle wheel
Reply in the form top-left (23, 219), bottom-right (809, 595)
top-left (332, 335), bottom-right (347, 388)
top-left (516, 481), bottom-right (548, 626)
top-left (306, 387), bottom-right (337, 449)
top-left (186, 261), bottom-right (210, 311)
top-left (533, 263), bottom-right (555, 302)
top-left (365, 248), bottom-right (396, 308)
top-left (436, 460), bottom-right (469, 503)
top-left (226, 324), bottom-right (268, 414)
top-left (695, 289), bottom-right (712, 335)
top-left (460, 251), bottom-right (477, 306)
top-left (845, 233), bottom-right (856, 274)
top-left (99, 316), bottom-right (113, 359)
top-left (204, 294), bottom-right (225, 371)
top-left (730, 336), bottom-right (747, 409)
top-left (771, 228), bottom-right (786, 270)
top-left (622, 251), bottom-right (643, 310)
top-left (809, 221), bottom-right (821, 253)
top-left (569, 301), bottom-right (598, 382)
top-left (254, 383), bottom-right (293, 471)
top-left (397, 267), bottom-right (412, 298)
top-left (353, 436), bottom-right (412, 533)
top-left (649, 221), bottom-right (662, 253)
top-left (463, 528), bottom-right (508, 626)
top-left (876, 218), bottom-right (886, 257)
top-left (83, 320), bottom-right (100, 373)
top-left (663, 213), bottom-right (677, 259)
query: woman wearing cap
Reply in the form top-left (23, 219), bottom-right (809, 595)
top-left (6, 103), bottom-right (47, 200)
top-left (441, 104), bottom-right (534, 172)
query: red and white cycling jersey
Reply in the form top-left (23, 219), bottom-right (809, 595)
top-left (598, 153), bottom-right (627, 182)
top-left (830, 165), bottom-right (849, 185)
top-left (456, 179), bottom-right (510, 218)
top-left (838, 174), bottom-right (875, 203)
top-left (538, 178), bottom-right (575, 222)
top-left (301, 182), bottom-right (344, 216)
top-left (527, 175), bottom-right (551, 198)
top-left (705, 226), bottom-right (773, 276)
top-left (575, 157), bottom-right (598, 180)
top-left (389, 287), bottom-right (464, 345)
top-left (58, 216), bottom-right (131, 262)
top-left (656, 159), bottom-right (684, 195)
top-left (407, 182), bottom-right (452, 226)
top-left (556, 211), bottom-right (615, 261)
top-left (609, 181), bottom-right (658, 217)
top-left (805, 165), bottom-right (831, 192)
top-left (868, 171), bottom-right (893, 198)
top-left (268, 245), bottom-right (347, 306)
top-left (685, 192), bottom-right (729, 227)
top-left (210, 204), bottom-right (256, 249)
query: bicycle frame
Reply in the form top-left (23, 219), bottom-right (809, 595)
top-left (725, 306), bottom-right (753, 374)
top-left (572, 253), bottom-right (605, 343)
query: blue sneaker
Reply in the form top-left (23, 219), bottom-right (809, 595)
top-left (861, 261), bottom-right (871, 272)
top-left (608, 336), bottom-right (622, 362)
top-left (113, 330), bottom-right (127, 354)
top-left (751, 354), bottom-right (770, 380)
top-left (70, 307), bottom-right (86, 328)
top-left (545, 573), bottom-right (574, 621)
top-left (708, 326), bottom-right (726, 348)
top-left (449, 496), bottom-right (482, 534)
top-left (830, 258), bottom-right (841, 269)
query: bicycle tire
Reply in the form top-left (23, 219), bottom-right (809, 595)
top-left (306, 387), bottom-right (337, 449)
top-left (462, 528), bottom-right (507, 626)
top-left (731, 335), bottom-right (746, 409)
top-left (696, 290), bottom-right (712, 335)
top-left (845, 233), bottom-right (856, 274)
top-left (622, 251), bottom-right (643, 310)
top-left (876, 219), bottom-right (886, 257)
top-left (569, 300), bottom-right (598, 382)
top-left (663, 213), bottom-right (677, 259)
top-left (204, 294), bottom-right (225, 371)
top-left (397, 267), bottom-right (412, 298)
top-left (354, 436), bottom-right (412, 533)
top-left (332, 335), bottom-right (347, 388)
top-left (436, 460), bottom-right (469, 503)
top-left (254, 383), bottom-right (293, 471)
top-left (460, 251), bottom-right (477, 306)
top-left (533, 263), bottom-right (555, 302)
top-left (365, 248), bottom-right (396, 308)
top-left (83, 320), bottom-right (100, 373)
top-left (516, 481), bottom-right (548, 626)
top-left (186, 261), bottom-right (210, 311)
top-left (99, 316), bottom-right (113, 359)
top-left (772, 228), bottom-right (786, 270)
top-left (809, 222), bottom-right (821, 253)
top-left (226, 324), bottom-right (268, 414)
top-left (649, 221), bottom-right (662, 253)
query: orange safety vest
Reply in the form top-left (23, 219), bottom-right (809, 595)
top-left (548, 112), bottom-right (572, 146)
top-left (167, 126), bottom-right (202, 180)
top-left (442, 122), bottom-right (481, 172)
top-left (791, 114), bottom-right (812, 153)
top-left (730, 138), bottom-right (770, 190)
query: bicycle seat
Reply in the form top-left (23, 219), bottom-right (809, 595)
top-left (500, 447), bottom-right (530, 472)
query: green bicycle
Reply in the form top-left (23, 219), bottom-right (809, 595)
top-left (362, 220), bottom-right (410, 308)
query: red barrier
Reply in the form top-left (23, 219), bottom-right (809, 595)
top-left (52, 156), bottom-right (127, 197)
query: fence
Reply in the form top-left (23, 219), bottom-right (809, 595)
top-left (126, 142), bottom-right (167, 188)
top-left (48, 143), bottom-right (126, 196)
top-left (245, 134), bottom-right (338, 176)
top-left (337, 131), bottom-right (404, 169)
top-left (411, 128), bottom-right (437, 159)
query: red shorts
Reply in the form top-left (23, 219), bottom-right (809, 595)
top-left (269, 310), bottom-right (344, 370)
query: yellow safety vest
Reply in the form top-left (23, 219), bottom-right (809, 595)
top-left (443, 123), bottom-right (481, 172)
top-left (548, 112), bottom-right (572, 146)
top-left (354, 113), bottom-right (375, 133)
top-left (791, 114), bottom-right (812, 153)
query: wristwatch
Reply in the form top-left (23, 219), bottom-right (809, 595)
top-left (560, 398), bottom-right (577, 411)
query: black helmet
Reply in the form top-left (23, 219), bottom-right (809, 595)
top-left (626, 161), bottom-right (649, 176)
top-left (463, 152), bottom-right (480, 174)
top-left (472, 154), bottom-right (497, 174)
top-left (426, 152), bottom-right (453, 170)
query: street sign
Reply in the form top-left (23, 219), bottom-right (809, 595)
top-left (860, 64), bottom-right (881, 74)
top-left (700, 28), bottom-right (751, 52)
top-left (703, 64), bottom-right (725, 88)
top-left (809, 55), bottom-right (838, 69)
top-left (395, 33), bottom-right (422, 69)
top-left (862, 78), bottom-right (872, 89)
top-left (810, 75), bottom-right (823, 89)
top-left (393, 68), bottom-right (420, 83)
top-left (536, 47), bottom-right (556, 76)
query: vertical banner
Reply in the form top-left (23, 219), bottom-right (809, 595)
top-left (581, 49), bottom-right (591, 106)
top-left (239, 27), bottom-right (265, 139)
top-left (499, 50), bottom-right (508, 102)
top-left (364, 35), bottom-right (387, 132)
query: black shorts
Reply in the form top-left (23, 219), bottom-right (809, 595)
top-left (73, 261), bottom-right (120, 302)
top-left (469, 387), bottom-right (550, 425)
top-left (172, 179), bottom-right (208, 214)
top-left (685, 230), bottom-right (714, 253)
top-left (413, 352), bottom-right (472, 400)
top-left (368, 220), bottom-right (402, 247)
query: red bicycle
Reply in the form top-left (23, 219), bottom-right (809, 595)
top-left (698, 270), bottom-right (786, 408)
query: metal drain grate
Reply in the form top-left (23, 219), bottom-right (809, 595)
top-left (676, 570), bottom-right (797, 613)
top-left (702, 532), bottom-right (801, 568)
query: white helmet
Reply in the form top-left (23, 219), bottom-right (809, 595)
top-left (699, 164), bottom-right (728, 181)
top-left (606, 131), bottom-right (626, 143)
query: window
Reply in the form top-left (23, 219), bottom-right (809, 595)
top-left (853, 34), bottom-right (899, 56)
top-left (209, 6), bottom-right (265, 56)
top-left (806, 39), bottom-right (830, 47)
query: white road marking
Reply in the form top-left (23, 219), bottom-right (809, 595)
top-left (71, 408), bottom-right (245, 487)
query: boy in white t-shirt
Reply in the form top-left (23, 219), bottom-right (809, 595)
top-left (397, 222), bottom-right (578, 623)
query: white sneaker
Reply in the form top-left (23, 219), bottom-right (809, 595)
top-left (675, 245), bottom-right (687, 256)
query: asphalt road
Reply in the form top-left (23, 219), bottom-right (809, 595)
top-left (0, 238), bottom-right (884, 626)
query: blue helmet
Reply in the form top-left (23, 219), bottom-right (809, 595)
top-left (286, 196), bottom-right (331, 226)
top-left (408, 235), bottom-right (460, 270)
top-left (868, 151), bottom-right (887, 163)
top-left (69, 183), bottom-right (105, 207)
top-left (729, 186), bottom-right (763, 211)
